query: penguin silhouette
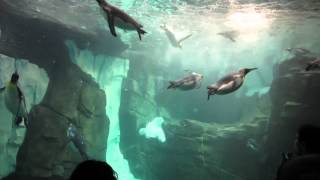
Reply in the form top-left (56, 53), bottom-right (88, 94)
top-left (96, 0), bottom-right (146, 40)
top-left (207, 68), bottom-right (257, 100)
top-left (2, 72), bottom-right (28, 127)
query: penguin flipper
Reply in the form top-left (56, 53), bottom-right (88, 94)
top-left (167, 81), bottom-right (176, 89)
top-left (137, 28), bottom-right (147, 41)
top-left (17, 86), bottom-right (24, 101)
top-left (217, 81), bottom-right (235, 92)
top-left (229, 37), bottom-right (236, 42)
top-left (106, 12), bottom-right (117, 37)
top-left (178, 33), bottom-right (192, 44)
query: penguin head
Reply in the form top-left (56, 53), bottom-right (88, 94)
top-left (241, 68), bottom-right (257, 76)
top-left (10, 72), bottom-right (19, 84)
top-left (192, 72), bottom-right (204, 81)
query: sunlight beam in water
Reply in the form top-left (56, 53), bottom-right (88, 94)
top-left (225, 8), bottom-right (271, 32)
top-left (224, 7), bottom-right (273, 42)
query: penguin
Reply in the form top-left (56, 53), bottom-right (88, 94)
top-left (96, 0), bottom-right (147, 40)
top-left (160, 24), bottom-right (192, 48)
top-left (207, 68), bottom-right (257, 100)
top-left (67, 123), bottom-right (89, 160)
top-left (168, 72), bottom-right (204, 91)
top-left (2, 73), bottom-right (28, 127)
top-left (217, 30), bottom-right (238, 42)
top-left (305, 58), bottom-right (320, 71)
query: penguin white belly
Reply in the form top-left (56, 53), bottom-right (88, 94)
top-left (216, 77), bottom-right (243, 95)
top-left (4, 87), bottom-right (26, 117)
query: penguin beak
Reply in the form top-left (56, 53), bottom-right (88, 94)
top-left (247, 68), bottom-right (257, 74)
top-left (249, 68), bottom-right (258, 72)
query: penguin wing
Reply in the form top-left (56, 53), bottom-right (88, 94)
top-left (178, 33), bottom-right (192, 44)
top-left (217, 81), bottom-right (235, 92)
top-left (17, 86), bottom-right (24, 101)
top-left (0, 87), bottom-right (5, 93)
top-left (217, 74), bottom-right (235, 84)
top-left (104, 9), bottom-right (117, 37)
top-left (229, 36), bottom-right (236, 42)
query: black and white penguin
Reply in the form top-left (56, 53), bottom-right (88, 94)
top-left (96, 0), bottom-right (147, 40)
top-left (217, 30), bottom-right (238, 42)
top-left (1, 73), bottom-right (28, 127)
top-left (160, 24), bottom-right (192, 48)
top-left (168, 72), bottom-right (204, 91)
top-left (207, 68), bottom-right (257, 100)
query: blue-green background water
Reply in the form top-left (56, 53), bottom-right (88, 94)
top-left (0, 0), bottom-right (320, 179)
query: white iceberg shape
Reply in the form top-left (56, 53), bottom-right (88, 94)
top-left (139, 117), bottom-right (166, 143)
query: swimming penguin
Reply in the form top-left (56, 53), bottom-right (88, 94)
top-left (160, 24), bottom-right (192, 48)
top-left (217, 30), bottom-right (238, 42)
top-left (207, 68), bottom-right (257, 100)
top-left (305, 58), bottom-right (320, 71)
top-left (168, 72), bottom-right (204, 91)
top-left (67, 123), bottom-right (89, 160)
top-left (96, 0), bottom-right (147, 40)
top-left (286, 47), bottom-right (311, 57)
top-left (1, 73), bottom-right (28, 127)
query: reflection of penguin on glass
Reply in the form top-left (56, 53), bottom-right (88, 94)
top-left (0, 72), bottom-right (28, 128)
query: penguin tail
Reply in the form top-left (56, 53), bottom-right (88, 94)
top-left (137, 28), bottom-right (147, 41)
top-left (207, 88), bottom-right (217, 101)
top-left (167, 81), bottom-right (176, 89)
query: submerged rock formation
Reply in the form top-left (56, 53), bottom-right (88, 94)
top-left (119, 44), bottom-right (272, 180)
top-left (0, 0), bottom-right (127, 179)
top-left (0, 57), bottom-right (48, 178)
top-left (138, 118), bottom-right (267, 180)
top-left (16, 65), bottom-right (108, 178)
top-left (119, 53), bottom-right (171, 177)
top-left (261, 55), bottom-right (320, 180)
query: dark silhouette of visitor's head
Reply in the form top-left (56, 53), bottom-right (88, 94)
top-left (69, 160), bottom-right (117, 180)
top-left (295, 124), bottom-right (320, 155)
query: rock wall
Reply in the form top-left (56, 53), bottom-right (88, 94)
top-left (0, 56), bottom-right (48, 178)
top-left (119, 54), bottom-right (172, 177)
top-left (16, 65), bottom-right (108, 178)
top-left (119, 51), bottom-right (271, 179)
top-left (261, 55), bottom-right (320, 180)
top-left (0, 0), bottom-right (123, 179)
top-left (138, 118), bottom-right (268, 180)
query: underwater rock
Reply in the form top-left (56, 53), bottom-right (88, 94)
top-left (261, 55), bottom-right (320, 180)
top-left (0, 57), bottom-right (49, 179)
top-left (0, 1), bottom-right (113, 179)
top-left (118, 55), bottom-right (172, 176)
top-left (0, 0), bottom-right (128, 67)
top-left (136, 118), bottom-right (268, 180)
top-left (14, 65), bottom-right (108, 178)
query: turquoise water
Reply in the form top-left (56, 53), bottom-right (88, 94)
top-left (0, 0), bottom-right (320, 180)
